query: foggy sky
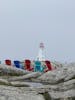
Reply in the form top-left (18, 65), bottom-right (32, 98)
top-left (0, 0), bottom-right (75, 62)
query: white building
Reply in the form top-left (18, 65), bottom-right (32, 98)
top-left (37, 42), bottom-right (45, 61)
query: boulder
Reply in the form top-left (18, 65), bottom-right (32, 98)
top-left (0, 85), bottom-right (44, 100)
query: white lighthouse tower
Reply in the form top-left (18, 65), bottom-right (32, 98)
top-left (37, 42), bottom-right (45, 61)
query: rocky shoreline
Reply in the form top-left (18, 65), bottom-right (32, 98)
top-left (0, 63), bottom-right (75, 100)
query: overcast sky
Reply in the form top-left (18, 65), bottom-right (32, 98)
top-left (0, 0), bottom-right (75, 62)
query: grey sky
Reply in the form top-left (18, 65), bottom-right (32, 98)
top-left (0, 0), bottom-right (75, 62)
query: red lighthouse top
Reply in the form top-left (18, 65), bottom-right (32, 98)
top-left (40, 42), bottom-right (44, 49)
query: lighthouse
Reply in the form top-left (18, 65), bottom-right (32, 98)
top-left (37, 42), bottom-right (45, 61)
